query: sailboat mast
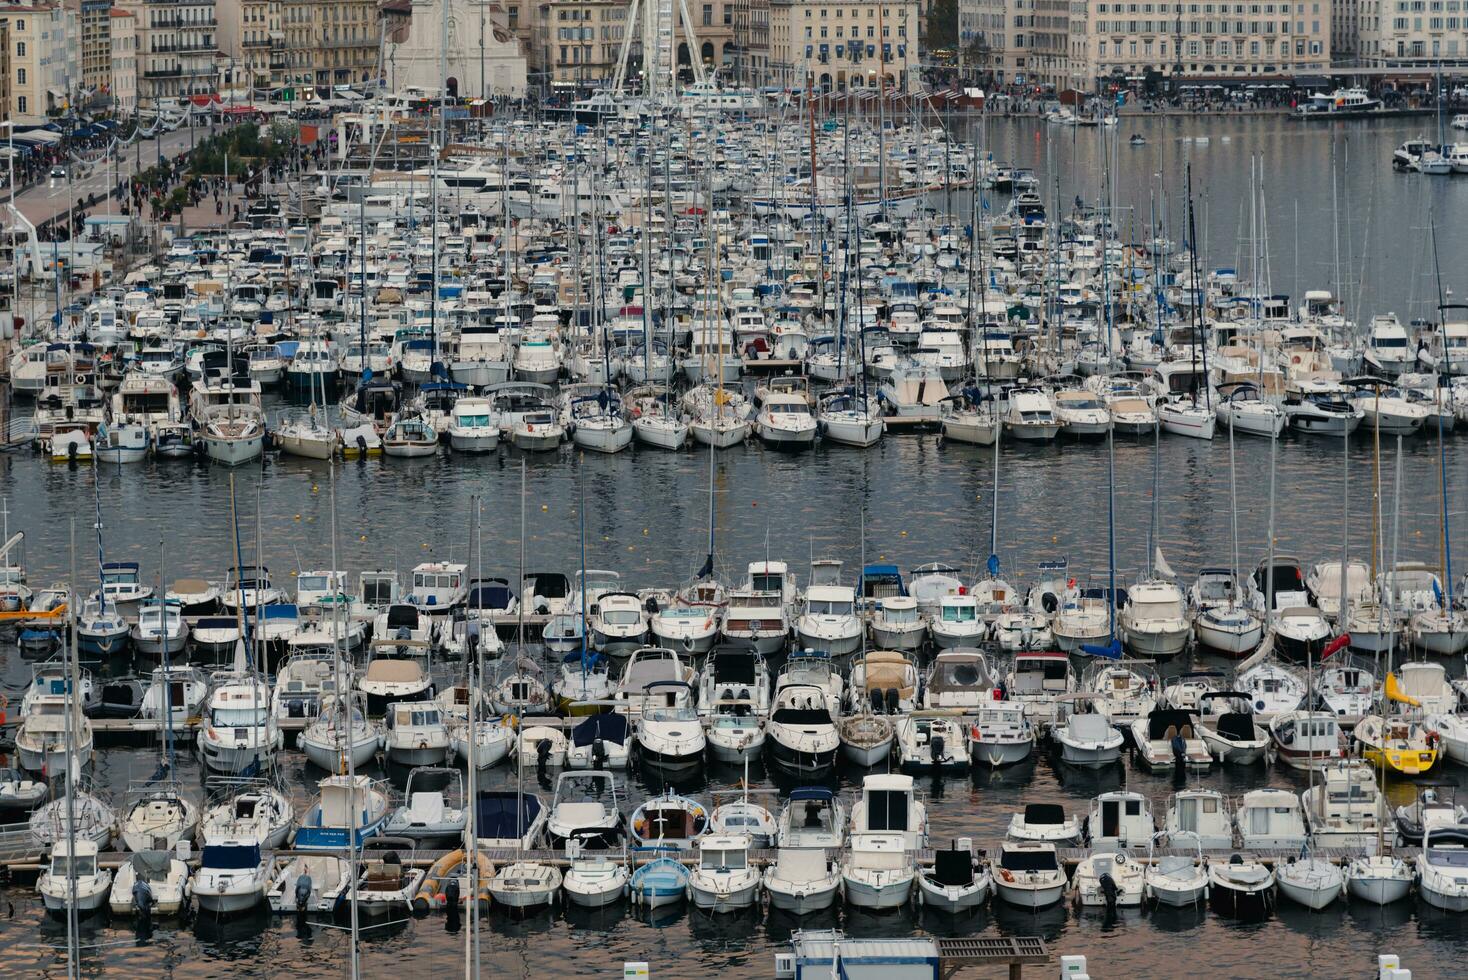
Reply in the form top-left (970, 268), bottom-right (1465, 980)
top-left (64, 518), bottom-right (79, 980)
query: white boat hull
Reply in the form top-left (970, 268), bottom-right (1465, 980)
top-left (842, 870), bottom-right (914, 909)
top-left (204, 434), bottom-right (265, 466)
top-left (994, 878), bottom-right (1065, 909)
top-left (765, 876), bottom-right (839, 914)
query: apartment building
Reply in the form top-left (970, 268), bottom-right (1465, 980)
top-left (282, 0), bottom-right (379, 90)
top-left (767, 0), bottom-right (921, 91)
top-left (77, 0), bottom-right (109, 101)
top-left (731, 0), bottom-right (768, 84)
top-left (527, 0), bottom-right (735, 89)
top-left (0, 2), bottom-right (72, 121)
top-left (110, 5), bottom-right (136, 109)
top-left (1359, 0), bottom-right (1468, 65)
top-left (216, 0), bottom-right (285, 90)
top-left (115, 0), bottom-right (218, 105)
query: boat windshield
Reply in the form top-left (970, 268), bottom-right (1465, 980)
top-left (213, 706), bottom-right (269, 727)
top-left (602, 609), bottom-right (643, 626)
top-left (807, 600), bottom-right (851, 616)
top-left (1001, 849), bottom-right (1058, 872)
top-left (50, 855), bottom-right (97, 877)
top-left (1428, 847), bottom-right (1468, 867)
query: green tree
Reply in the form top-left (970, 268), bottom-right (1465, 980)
top-left (927, 0), bottom-right (959, 50)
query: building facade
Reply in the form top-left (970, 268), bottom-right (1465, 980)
top-left (1358, 0), bottom-right (1468, 65)
top-left (731, 0), bottom-right (768, 85)
top-left (384, 0), bottom-right (526, 95)
top-left (282, 0), bottom-right (379, 90)
top-left (1332, 0), bottom-right (1358, 60)
top-left (116, 0), bottom-right (219, 106)
top-left (110, 5), bottom-right (136, 109)
top-left (216, 0), bottom-right (285, 91)
top-left (78, 0), bottom-right (110, 102)
top-left (767, 0), bottom-right (921, 91)
top-left (523, 0), bottom-right (736, 90)
top-left (1074, 1), bottom-right (1330, 86)
top-left (0, 3), bottom-right (71, 121)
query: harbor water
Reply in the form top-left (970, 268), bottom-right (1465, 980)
top-left (2, 113), bottom-right (1468, 977)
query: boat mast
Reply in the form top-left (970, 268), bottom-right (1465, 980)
top-left (465, 494), bottom-right (481, 977)
top-left (326, 419), bottom-right (361, 977)
top-left (64, 518), bottom-right (79, 980)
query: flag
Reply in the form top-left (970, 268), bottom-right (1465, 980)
top-left (1322, 634), bottom-right (1350, 659)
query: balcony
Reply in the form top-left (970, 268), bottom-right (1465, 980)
top-left (150, 42), bottom-right (218, 53)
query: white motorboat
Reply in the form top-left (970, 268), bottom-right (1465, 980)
top-left (110, 849), bottom-right (190, 917)
top-left (358, 657), bottom-right (434, 716)
top-left (1052, 388), bottom-right (1111, 436)
top-left (1003, 386), bottom-right (1063, 440)
top-left (796, 561), bottom-right (862, 658)
top-left (1161, 789), bottom-right (1234, 849)
top-left (1209, 855), bottom-right (1276, 919)
top-left (966, 701), bottom-right (1035, 767)
top-left (1119, 580), bottom-right (1191, 660)
top-left (193, 840), bottom-right (270, 914)
top-left (1130, 707), bottom-right (1212, 771)
top-left (489, 860), bottom-right (563, 910)
top-left (266, 853), bottom-right (352, 913)
top-left (928, 593), bottom-right (986, 649)
top-left (636, 688), bottom-right (707, 773)
top-left (849, 650), bottom-right (919, 716)
top-left (916, 839), bottom-right (992, 912)
top-left (383, 700), bottom-right (450, 766)
top-left (922, 650), bottom-right (998, 710)
top-left (1052, 695), bottom-right (1124, 768)
top-left (1237, 789), bottom-right (1309, 851)
top-left (687, 833), bottom-right (761, 912)
top-left (544, 770), bottom-right (625, 849)
top-left (1144, 844), bottom-right (1209, 908)
top-left (1419, 825), bottom-right (1468, 911)
top-left (565, 712), bottom-right (633, 770)
top-left (197, 670), bottom-right (283, 774)
top-left (766, 684), bottom-right (839, 778)
top-left (895, 715), bottom-right (968, 774)
top-left (629, 791), bottom-right (708, 849)
top-left (446, 396), bottom-right (501, 452)
top-left (1072, 849), bottom-right (1145, 908)
top-left (763, 844), bottom-right (841, 914)
top-left (754, 389), bottom-right (818, 447)
top-left (993, 841), bottom-right (1066, 909)
top-left (1268, 709), bottom-right (1344, 772)
top-left (38, 840), bottom-right (112, 917)
top-left (1086, 790), bottom-right (1155, 851)
top-left (870, 596), bottom-right (927, 651)
top-left (589, 591), bottom-right (649, 655)
top-left (1301, 760), bottom-right (1389, 849)
top-left (562, 833), bottom-right (630, 908)
top-left (131, 599), bottom-right (190, 656)
top-left (842, 776), bottom-right (926, 907)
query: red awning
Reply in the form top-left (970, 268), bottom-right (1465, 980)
top-left (188, 93), bottom-right (222, 106)
top-left (221, 105), bottom-right (257, 115)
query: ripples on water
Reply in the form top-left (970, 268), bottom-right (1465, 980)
top-left (4, 115), bottom-right (1468, 977)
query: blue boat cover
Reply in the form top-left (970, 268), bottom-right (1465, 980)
top-left (201, 844), bottom-right (261, 869)
top-left (474, 792), bottom-right (542, 838)
top-left (572, 713), bottom-right (628, 747)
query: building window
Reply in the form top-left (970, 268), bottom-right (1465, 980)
top-left (16, 41), bottom-right (26, 56)
top-left (17, 96), bottom-right (27, 113)
top-left (702, 3), bottom-right (711, 25)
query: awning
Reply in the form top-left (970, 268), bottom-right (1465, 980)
top-left (188, 93), bottom-right (222, 107)
top-left (221, 105), bottom-right (258, 115)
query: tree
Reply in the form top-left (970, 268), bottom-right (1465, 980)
top-left (927, 0), bottom-right (959, 51)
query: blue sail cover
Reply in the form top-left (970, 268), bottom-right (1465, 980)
top-left (475, 792), bottom-right (543, 839)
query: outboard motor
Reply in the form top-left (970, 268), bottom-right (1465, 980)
top-left (885, 688), bottom-right (900, 716)
top-left (1170, 733), bottom-right (1187, 766)
top-left (395, 625), bottom-right (412, 656)
top-left (294, 872), bottom-right (314, 914)
top-left (443, 876), bottom-right (462, 931)
top-left (132, 877), bottom-right (154, 922)
top-left (536, 737), bottom-right (552, 777)
top-left (592, 737), bottom-right (608, 769)
top-left (356, 433), bottom-right (368, 455)
top-left (870, 688), bottom-right (885, 714)
top-left (1099, 872), bottom-right (1119, 910)
top-left (930, 735), bottom-right (946, 766)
